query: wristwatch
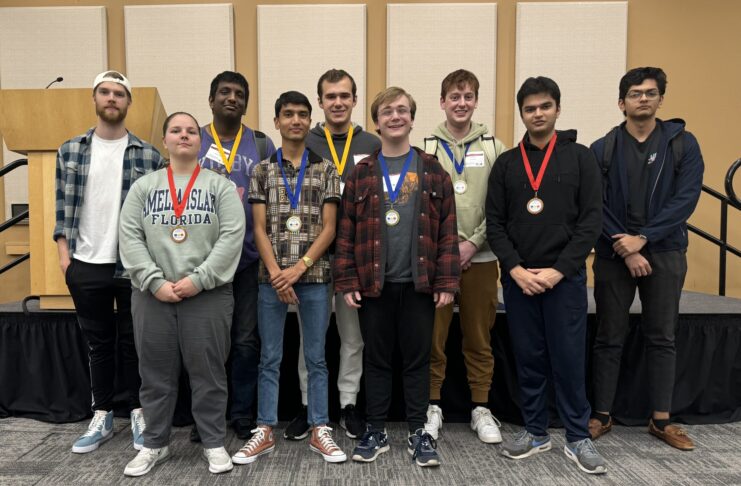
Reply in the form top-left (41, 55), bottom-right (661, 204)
top-left (638, 234), bottom-right (648, 241)
top-left (301, 255), bottom-right (314, 268)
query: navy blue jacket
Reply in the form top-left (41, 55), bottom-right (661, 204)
top-left (590, 118), bottom-right (704, 258)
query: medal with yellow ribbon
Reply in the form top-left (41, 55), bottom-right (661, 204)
top-left (324, 124), bottom-right (354, 176)
top-left (210, 123), bottom-right (243, 173)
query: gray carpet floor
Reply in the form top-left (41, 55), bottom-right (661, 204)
top-left (1, 418), bottom-right (740, 485)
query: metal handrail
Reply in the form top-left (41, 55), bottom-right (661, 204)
top-left (687, 158), bottom-right (741, 296)
top-left (0, 158), bottom-right (31, 276)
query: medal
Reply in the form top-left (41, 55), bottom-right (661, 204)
top-left (171, 226), bottom-right (188, 243)
top-left (378, 150), bottom-right (414, 226)
top-left (527, 197), bottom-right (544, 214)
top-left (286, 215), bottom-right (302, 232)
top-left (385, 209), bottom-right (400, 226)
top-left (519, 133), bottom-right (557, 216)
top-left (167, 164), bottom-right (201, 244)
top-left (324, 125), bottom-right (354, 176)
top-left (210, 123), bottom-right (243, 173)
top-left (277, 148), bottom-right (309, 232)
top-left (454, 179), bottom-right (468, 194)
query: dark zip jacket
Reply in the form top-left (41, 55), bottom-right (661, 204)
top-left (486, 130), bottom-right (602, 278)
top-left (590, 118), bottom-right (704, 258)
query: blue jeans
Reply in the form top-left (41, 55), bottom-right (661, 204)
top-left (257, 283), bottom-right (330, 426)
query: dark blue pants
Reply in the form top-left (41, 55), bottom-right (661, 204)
top-left (502, 268), bottom-right (590, 443)
top-left (229, 261), bottom-right (260, 422)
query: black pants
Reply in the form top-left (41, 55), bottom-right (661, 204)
top-left (592, 250), bottom-right (687, 413)
top-left (502, 268), bottom-right (591, 443)
top-left (229, 262), bottom-right (260, 421)
top-left (358, 282), bottom-right (434, 432)
top-left (65, 258), bottom-right (140, 412)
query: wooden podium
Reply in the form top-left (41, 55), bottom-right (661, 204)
top-left (0, 88), bottom-right (166, 309)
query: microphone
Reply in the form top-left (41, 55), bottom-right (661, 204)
top-left (45, 77), bottom-right (63, 89)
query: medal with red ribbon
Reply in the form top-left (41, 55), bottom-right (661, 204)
top-left (519, 133), bottom-right (557, 215)
top-left (167, 164), bottom-right (201, 243)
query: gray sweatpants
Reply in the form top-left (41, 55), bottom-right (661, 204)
top-left (132, 284), bottom-right (232, 449)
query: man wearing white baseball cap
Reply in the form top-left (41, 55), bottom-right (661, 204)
top-left (54, 70), bottom-right (164, 454)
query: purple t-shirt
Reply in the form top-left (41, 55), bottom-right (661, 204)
top-left (199, 125), bottom-right (276, 271)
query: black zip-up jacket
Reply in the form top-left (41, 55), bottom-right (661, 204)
top-left (590, 118), bottom-right (704, 258)
top-left (486, 129), bottom-right (602, 278)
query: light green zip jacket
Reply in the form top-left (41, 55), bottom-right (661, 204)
top-left (427, 122), bottom-right (506, 261)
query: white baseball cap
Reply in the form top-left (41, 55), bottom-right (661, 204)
top-left (93, 70), bottom-right (132, 96)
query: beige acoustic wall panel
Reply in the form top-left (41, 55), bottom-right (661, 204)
top-left (514, 2), bottom-right (627, 145)
top-left (257, 4), bottom-right (367, 143)
top-left (387, 3), bottom-right (497, 148)
top-left (0, 6), bottom-right (107, 218)
top-left (125, 4), bottom-right (234, 130)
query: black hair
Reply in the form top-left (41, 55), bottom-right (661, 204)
top-left (274, 91), bottom-right (312, 118)
top-left (209, 71), bottom-right (250, 104)
top-left (516, 76), bottom-right (561, 113)
top-left (619, 66), bottom-right (667, 100)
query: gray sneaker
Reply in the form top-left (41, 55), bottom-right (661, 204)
top-left (564, 438), bottom-right (607, 475)
top-left (500, 430), bottom-right (551, 459)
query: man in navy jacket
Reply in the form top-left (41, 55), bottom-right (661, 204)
top-left (589, 67), bottom-right (704, 451)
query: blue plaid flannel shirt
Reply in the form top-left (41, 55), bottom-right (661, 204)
top-left (54, 128), bottom-right (165, 278)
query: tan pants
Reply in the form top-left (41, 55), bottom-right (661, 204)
top-left (429, 260), bottom-right (498, 403)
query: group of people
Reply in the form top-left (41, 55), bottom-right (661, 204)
top-left (53, 65), bottom-right (703, 477)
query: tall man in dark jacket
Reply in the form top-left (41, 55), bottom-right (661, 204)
top-left (589, 67), bottom-right (703, 451)
top-left (486, 77), bottom-right (606, 475)
top-left (334, 87), bottom-right (459, 468)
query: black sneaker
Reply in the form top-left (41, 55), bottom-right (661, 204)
top-left (283, 406), bottom-right (310, 440)
top-left (190, 425), bottom-right (201, 443)
top-left (232, 418), bottom-right (257, 441)
top-left (407, 429), bottom-right (440, 467)
top-left (351, 428), bottom-right (389, 462)
top-left (340, 405), bottom-right (365, 439)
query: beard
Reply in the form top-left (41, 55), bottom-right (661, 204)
top-left (96, 103), bottom-right (127, 123)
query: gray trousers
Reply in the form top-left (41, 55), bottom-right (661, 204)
top-left (132, 284), bottom-right (232, 448)
top-left (592, 250), bottom-right (687, 413)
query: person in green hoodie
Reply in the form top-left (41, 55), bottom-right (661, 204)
top-left (422, 69), bottom-right (506, 444)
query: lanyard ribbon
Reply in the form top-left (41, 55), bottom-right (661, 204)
top-left (440, 140), bottom-right (472, 175)
top-left (378, 150), bottom-right (414, 204)
top-left (519, 133), bottom-right (557, 193)
top-left (277, 148), bottom-right (309, 210)
top-left (167, 164), bottom-right (201, 218)
top-left (324, 125), bottom-right (354, 176)
top-left (210, 123), bottom-right (243, 173)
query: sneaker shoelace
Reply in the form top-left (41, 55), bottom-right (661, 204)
top-left (358, 430), bottom-right (379, 448)
top-left (240, 428), bottom-right (268, 455)
top-left (412, 433), bottom-right (437, 460)
top-left (474, 409), bottom-right (501, 428)
top-left (315, 426), bottom-right (341, 453)
top-left (81, 411), bottom-right (108, 437)
top-left (575, 439), bottom-right (599, 459)
top-left (513, 429), bottom-right (532, 445)
top-left (133, 411), bottom-right (146, 432)
top-left (427, 407), bottom-right (443, 426)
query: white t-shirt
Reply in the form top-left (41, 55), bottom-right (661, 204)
top-left (74, 133), bottom-right (127, 264)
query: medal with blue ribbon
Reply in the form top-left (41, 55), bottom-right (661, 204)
top-left (378, 150), bottom-right (414, 226)
top-left (440, 140), bottom-right (472, 194)
top-left (277, 148), bottom-right (309, 232)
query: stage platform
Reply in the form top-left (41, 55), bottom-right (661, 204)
top-left (1, 289), bottom-right (740, 427)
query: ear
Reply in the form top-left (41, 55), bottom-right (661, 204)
top-left (274, 117), bottom-right (280, 130)
top-left (351, 96), bottom-right (357, 108)
top-left (208, 96), bottom-right (215, 111)
top-left (439, 97), bottom-right (446, 110)
top-left (556, 104), bottom-right (561, 118)
top-left (317, 96), bottom-right (324, 109)
top-left (618, 98), bottom-right (625, 113)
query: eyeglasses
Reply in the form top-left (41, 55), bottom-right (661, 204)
top-left (378, 106), bottom-right (411, 118)
top-left (625, 89), bottom-right (660, 100)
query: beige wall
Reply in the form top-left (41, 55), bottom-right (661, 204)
top-left (1, 0), bottom-right (739, 300)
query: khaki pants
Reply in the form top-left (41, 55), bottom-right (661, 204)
top-left (429, 260), bottom-right (498, 403)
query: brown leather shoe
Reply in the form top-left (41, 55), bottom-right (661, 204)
top-left (588, 417), bottom-right (613, 440)
top-left (649, 419), bottom-right (695, 450)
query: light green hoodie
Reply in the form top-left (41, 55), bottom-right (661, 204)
top-left (427, 122), bottom-right (506, 261)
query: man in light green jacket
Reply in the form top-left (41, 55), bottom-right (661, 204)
top-left (423, 69), bottom-right (506, 444)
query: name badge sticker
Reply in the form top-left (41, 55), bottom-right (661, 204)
top-left (205, 144), bottom-right (226, 166)
top-left (353, 154), bottom-right (369, 165)
top-left (465, 151), bottom-right (485, 168)
top-left (340, 181), bottom-right (346, 195)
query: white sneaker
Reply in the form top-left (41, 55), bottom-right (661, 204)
top-left (124, 446), bottom-right (170, 477)
top-left (471, 406), bottom-right (502, 443)
top-left (424, 405), bottom-right (443, 440)
top-left (203, 447), bottom-right (234, 474)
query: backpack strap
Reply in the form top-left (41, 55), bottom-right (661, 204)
top-left (600, 126), bottom-right (620, 175)
top-left (423, 136), bottom-right (439, 156)
top-left (480, 135), bottom-right (499, 167)
top-left (253, 129), bottom-right (268, 161)
top-left (670, 132), bottom-right (684, 174)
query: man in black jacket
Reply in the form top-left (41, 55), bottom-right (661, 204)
top-left (588, 67), bottom-right (703, 451)
top-left (486, 76), bottom-right (605, 475)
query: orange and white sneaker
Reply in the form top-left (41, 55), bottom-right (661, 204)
top-left (231, 426), bottom-right (275, 465)
top-left (309, 425), bottom-right (347, 463)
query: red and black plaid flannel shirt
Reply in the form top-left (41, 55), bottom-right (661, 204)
top-left (334, 148), bottom-right (460, 297)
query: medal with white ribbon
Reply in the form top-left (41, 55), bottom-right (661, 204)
top-left (440, 140), bottom-right (472, 194)
top-left (277, 148), bottom-right (309, 232)
top-left (378, 150), bottom-right (414, 226)
top-left (167, 164), bottom-right (201, 243)
top-left (519, 133), bottom-right (557, 215)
